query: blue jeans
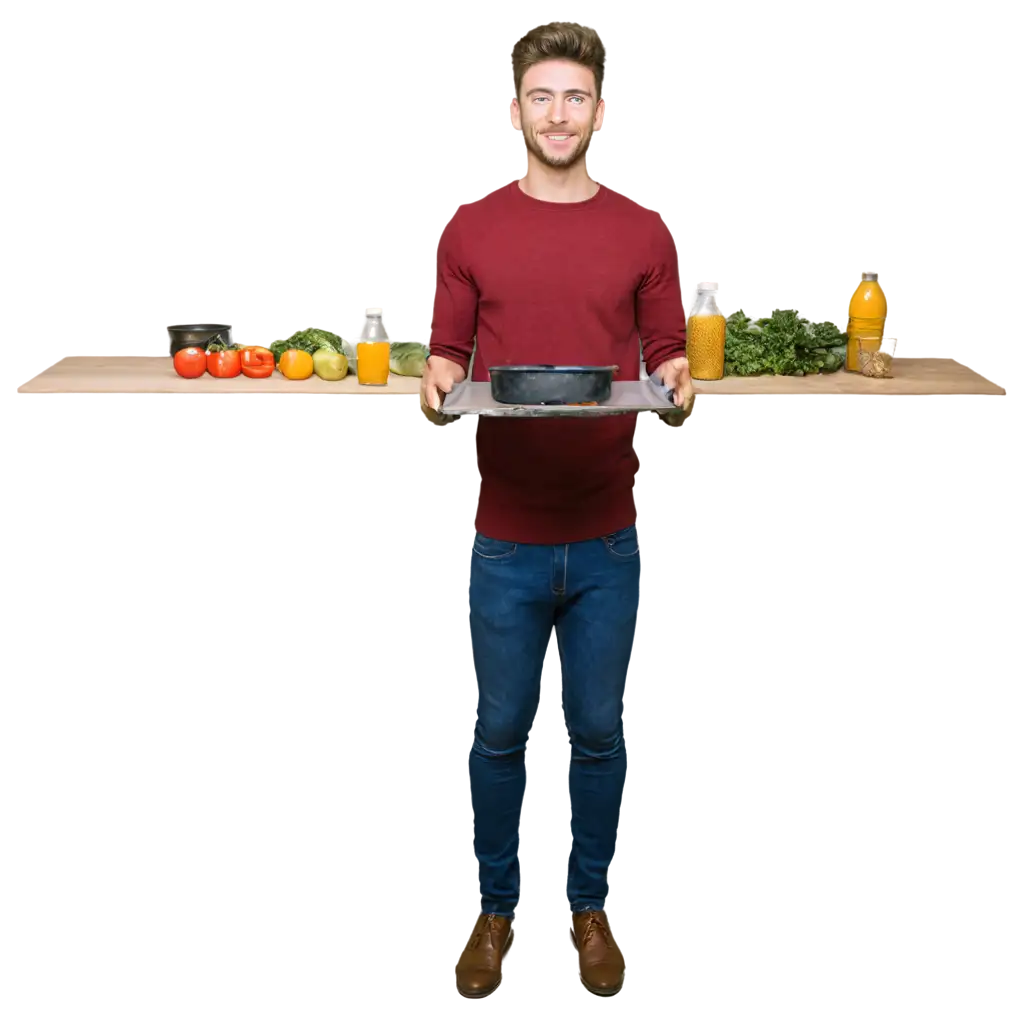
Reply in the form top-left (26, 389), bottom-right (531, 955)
top-left (467, 524), bottom-right (641, 919)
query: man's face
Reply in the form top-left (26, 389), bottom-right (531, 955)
top-left (511, 60), bottom-right (604, 170)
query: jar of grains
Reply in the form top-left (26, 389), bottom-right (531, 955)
top-left (686, 282), bottom-right (726, 380)
top-left (860, 335), bottom-right (892, 380)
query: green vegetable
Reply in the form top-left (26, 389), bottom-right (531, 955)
top-left (724, 309), bottom-right (847, 377)
top-left (269, 328), bottom-right (346, 366)
top-left (389, 342), bottom-right (429, 377)
top-left (206, 337), bottom-right (239, 352)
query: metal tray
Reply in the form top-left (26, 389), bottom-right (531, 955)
top-left (441, 377), bottom-right (676, 417)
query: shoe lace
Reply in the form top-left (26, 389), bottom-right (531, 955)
top-left (469, 913), bottom-right (502, 950)
top-left (580, 911), bottom-right (612, 947)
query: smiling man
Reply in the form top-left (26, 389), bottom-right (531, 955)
top-left (422, 22), bottom-right (694, 999)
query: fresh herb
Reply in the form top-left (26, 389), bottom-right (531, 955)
top-left (724, 309), bottom-right (847, 376)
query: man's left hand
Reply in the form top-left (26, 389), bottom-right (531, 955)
top-left (654, 356), bottom-right (695, 427)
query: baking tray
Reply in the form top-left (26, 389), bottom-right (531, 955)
top-left (441, 376), bottom-right (677, 417)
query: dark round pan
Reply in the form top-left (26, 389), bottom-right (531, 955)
top-left (489, 365), bottom-right (616, 405)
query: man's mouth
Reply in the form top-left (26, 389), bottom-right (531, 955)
top-left (543, 133), bottom-right (574, 143)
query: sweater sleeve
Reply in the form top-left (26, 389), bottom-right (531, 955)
top-left (427, 210), bottom-right (478, 373)
top-left (636, 213), bottom-right (687, 376)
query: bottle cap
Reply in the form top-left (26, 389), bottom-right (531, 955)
top-left (697, 281), bottom-right (718, 291)
top-left (861, 273), bottom-right (878, 282)
top-left (366, 307), bottom-right (383, 316)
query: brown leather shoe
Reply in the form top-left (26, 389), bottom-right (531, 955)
top-left (455, 912), bottom-right (514, 998)
top-left (570, 910), bottom-right (625, 996)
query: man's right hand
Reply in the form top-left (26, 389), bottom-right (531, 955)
top-left (420, 354), bottom-right (467, 426)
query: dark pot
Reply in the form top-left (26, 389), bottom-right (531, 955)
top-left (167, 324), bottom-right (232, 356)
top-left (489, 365), bottom-right (616, 405)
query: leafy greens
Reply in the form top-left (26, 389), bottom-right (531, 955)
top-left (724, 310), bottom-right (847, 376)
top-left (266, 323), bottom-right (346, 368)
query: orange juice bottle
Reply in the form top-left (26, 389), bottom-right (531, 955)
top-left (845, 273), bottom-right (887, 371)
top-left (357, 307), bottom-right (391, 386)
top-left (686, 282), bottom-right (726, 380)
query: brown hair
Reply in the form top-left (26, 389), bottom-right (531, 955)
top-left (512, 22), bottom-right (606, 102)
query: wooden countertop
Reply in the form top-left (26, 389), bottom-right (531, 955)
top-left (17, 356), bottom-right (422, 394)
top-left (16, 348), bottom-right (1007, 407)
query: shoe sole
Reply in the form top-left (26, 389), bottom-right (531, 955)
top-left (581, 974), bottom-right (618, 999)
top-left (458, 983), bottom-right (501, 999)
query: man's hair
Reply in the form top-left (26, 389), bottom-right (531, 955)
top-left (512, 22), bottom-right (606, 102)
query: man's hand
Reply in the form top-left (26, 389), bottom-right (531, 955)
top-left (420, 354), bottom-right (467, 426)
top-left (654, 355), bottom-right (695, 427)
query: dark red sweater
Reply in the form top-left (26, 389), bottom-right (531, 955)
top-left (428, 180), bottom-right (687, 544)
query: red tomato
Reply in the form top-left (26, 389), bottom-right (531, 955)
top-left (240, 346), bottom-right (275, 378)
top-left (173, 347), bottom-right (207, 378)
top-left (208, 349), bottom-right (242, 377)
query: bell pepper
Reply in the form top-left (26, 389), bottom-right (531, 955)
top-left (240, 346), bottom-right (275, 378)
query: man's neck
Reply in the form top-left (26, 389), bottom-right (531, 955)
top-left (518, 160), bottom-right (599, 204)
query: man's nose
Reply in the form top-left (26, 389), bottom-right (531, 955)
top-left (548, 101), bottom-right (569, 124)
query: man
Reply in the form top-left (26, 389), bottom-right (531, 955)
top-left (422, 22), bottom-right (695, 999)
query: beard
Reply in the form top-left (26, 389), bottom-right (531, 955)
top-left (523, 121), bottom-right (594, 170)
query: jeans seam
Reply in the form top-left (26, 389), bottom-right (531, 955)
top-left (603, 539), bottom-right (639, 558)
top-left (557, 618), bottom-right (573, 749)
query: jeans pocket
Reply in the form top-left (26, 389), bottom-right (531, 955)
top-left (602, 523), bottom-right (639, 559)
top-left (473, 533), bottom-right (518, 560)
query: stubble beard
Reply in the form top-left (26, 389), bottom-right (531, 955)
top-left (523, 121), bottom-right (594, 170)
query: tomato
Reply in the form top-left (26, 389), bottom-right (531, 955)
top-left (173, 346), bottom-right (207, 378)
top-left (279, 349), bottom-right (314, 380)
top-left (207, 349), bottom-right (242, 377)
top-left (240, 346), bottom-right (275, 378)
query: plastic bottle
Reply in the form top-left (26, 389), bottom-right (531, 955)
top-left (845, 273), bottom-right (887, 372)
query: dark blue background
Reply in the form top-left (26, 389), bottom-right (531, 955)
top-left (516, 528), bottom-right (1024, 913)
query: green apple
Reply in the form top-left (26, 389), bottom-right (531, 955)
top-left (313, 348), bottom-right (348, 381)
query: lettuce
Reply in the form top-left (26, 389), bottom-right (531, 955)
top-left (724, 309), bottom-right (847, 376)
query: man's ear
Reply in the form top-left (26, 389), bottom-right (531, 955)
top-left (503, 94), bottom-right (520, 136)
top-left (594, 97), bottom-right (605, 132)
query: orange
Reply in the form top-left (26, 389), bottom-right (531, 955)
top-left (279, 349), bottom-right (314, 380)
